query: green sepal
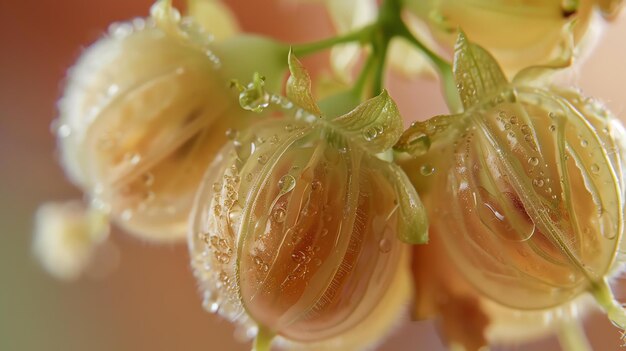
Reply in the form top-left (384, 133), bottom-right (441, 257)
top-left (330, 90), bottom-right (403, 154)
top-left (287, 50), bottom-right (322, 116)
top-left (453, 31), bottom-right (508, 109)
top-left (370, 157), bottom-right (429, 244)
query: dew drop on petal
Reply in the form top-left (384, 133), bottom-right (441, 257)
top-left (528, 157), bottom-right (539, 166)
top-left (378, 238), bottom-right (392, 253)
top-left (278, 174), bottom-right (296, 194)
top-left (420, 164), bottom-right (435, 176)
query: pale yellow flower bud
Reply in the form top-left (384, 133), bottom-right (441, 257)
top-left (54, 0), bottom-right (286, 242)
top-left (189, 54), bottom-right (427, 349)
top-left (33, 201), bottom-right (109, 280)
top-left (398, 33), bottom-right (626, 349)
top-left (403, 0), bottom-right (618, 76)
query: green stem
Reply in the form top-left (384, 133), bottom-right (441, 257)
top-left (590, 278), bottom-right (626, 342)
top-left (352, 53), bottom-right (376, 99)
top-left (393, 20), bottom-right (462, 113)
top-left (371, 34), bottom-right (390, 96)
top-left (291, 24), bottom-right (375, 56)
top-left (556, 318), bottom-right (592, 351)
top-left (252, 326), bottom-right (275, 351)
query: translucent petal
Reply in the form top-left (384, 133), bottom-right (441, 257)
top-left (190, 118), bottom-right (412, 348)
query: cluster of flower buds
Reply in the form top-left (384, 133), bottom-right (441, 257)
top-left (396, 32), bottom-right (626, 350)
top-left (35, 0), bottom-right (626, 350)
top-left (36, 0), bottom-right (286, 278)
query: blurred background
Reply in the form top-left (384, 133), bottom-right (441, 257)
top-left (1, 1), bottom-right (625, 350)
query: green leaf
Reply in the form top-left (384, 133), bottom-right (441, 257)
top-left (453, 31), bottom-right (508, 109)
top-left (369, 157), bottom-right (428, 244)
top-left (286, 50), bottom-right (321, 116)
top-left (330, 90), bottom-right (403, 154)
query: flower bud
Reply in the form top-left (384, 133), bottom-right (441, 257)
top-left (402, 0), bottom-right (620, 76)
top-left (53, 0), bottom-right (286, 242)
top-left (397, 33), bottom-right (626, 343)
top-left (33, 201), bottom-right (109, 280)
top-left (189, 54), bottom-right (427, 349)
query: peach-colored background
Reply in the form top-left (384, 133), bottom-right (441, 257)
top-left (1, 1), bottom-right (625, 350)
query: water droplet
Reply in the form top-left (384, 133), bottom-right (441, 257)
top-left (503, 123), bottom-right (511, 130)
top-left (533, 178), bottom-right (545, 187)
top-left (521, 125), bottom-right (531, 134)
top-left (212, 182), bottom-right (222, 192)
top-left (590, 163), bottom-right (600, 174)
top-left (581, 139), bottom-right (589, 147)
top-left (225, 128), bottom-right (238, 140)
top-left (285, 124), bottom-right (294, 132)
top-left (57, 124), bottom-right (72, 138)
top-left (202, 292), bottom-right (220, 313)
top-left (291, 251), bottom-right (307, 263)
top-left (127, 153), bottom-right (141, 165)
top-left (549, 125), bottom-right (556, 132)
top-left (320, 228), bottom-right (329, 237)
top-left (405, 132), bottom-right (431, 155)
top-left (278, 174), bottom-right (296, 193)
top-left (420, 164), bottom-right (435, 176)
top-left (510, 116), bottom-right (518, 124)
top-left (239, 89), bottom-right (269, 112)
top-left (378, 238), bottom-right (392, 253)
top-left (363, 127), bottom-right (379, 141)
top-left (273, 207), bottom-right (286, 223)
top-left (257, 155), bottom-right (268, 165)
top-left (528, 157), bottom-right (539, 166)
top-left (475, 187), bottom-right (535, 242)
top-left (311, 180), bottom-right (322, 191)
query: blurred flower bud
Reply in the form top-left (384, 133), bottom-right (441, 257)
top-left (189, 53), bottom-right (427, 349)
top-left (52, 0), bottom-right (286, 242)
top-left (33, 201), bottom-right (109, 280)
top-left (402, 0), bottom-right (621, 76)
top-left (186, 0), bottom-right (239, 40)
top-left (397, 32), bottom-right (626, 345)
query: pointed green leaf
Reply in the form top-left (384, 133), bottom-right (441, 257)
top-left (329, 90), bottom-right (403, 154)
top-left (368, 157), bottom-right (428, 244)
top-left (454, 31), bottom-right (508, 109)
top-left (286, 50), bottom-right (321, 116)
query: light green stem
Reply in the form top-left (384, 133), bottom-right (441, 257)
top-left (556, 318), bottom-right (592, 351)
top-left (589, 279), bottom-right (626, 344)
top-left (291, 24), bottom-right (375, 56)
top-left (252, 326), bottom-right (275, 351)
